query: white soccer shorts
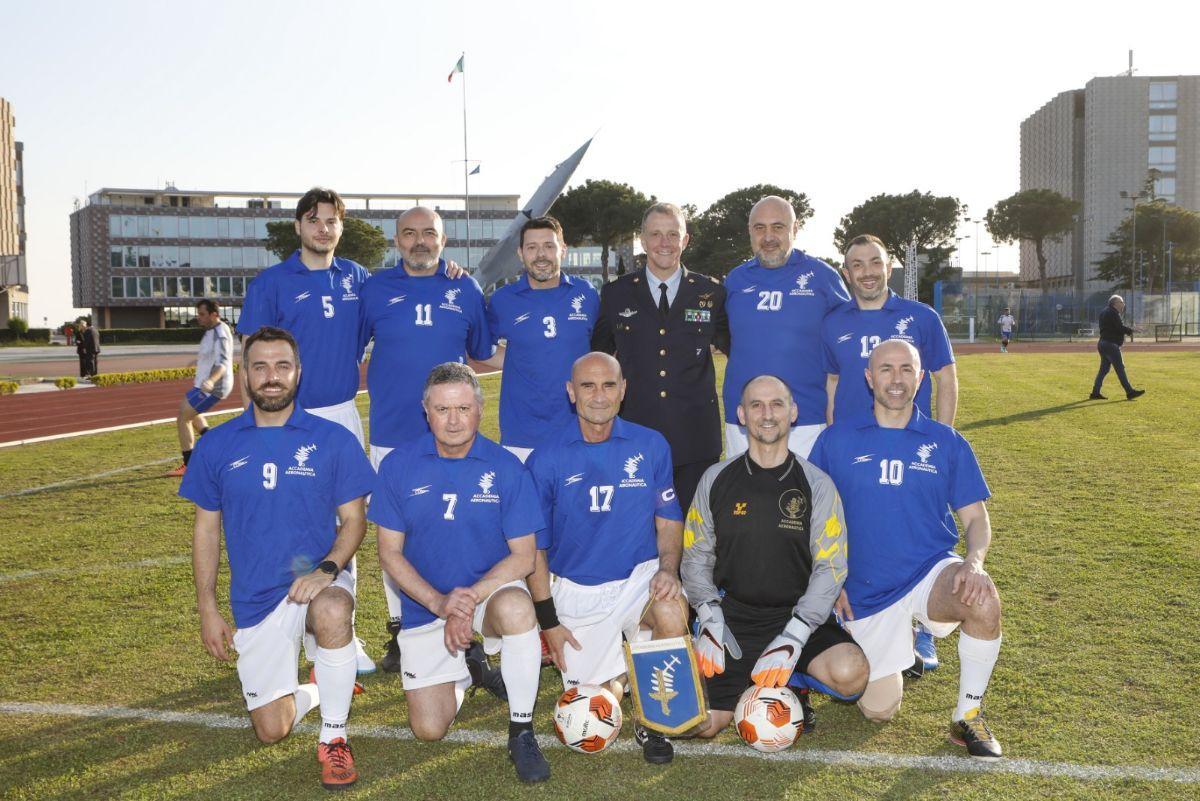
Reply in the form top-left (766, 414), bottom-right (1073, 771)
top-left (724, 422), bottom-right (824, 460)
top-left (307, 398), bottom-right (365, 449)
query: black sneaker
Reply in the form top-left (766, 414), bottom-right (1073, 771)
top-left (380, 634), bottom-right (402, 674)
top-left (507, 729), bottom-right (550, 783)
top-left (949, 709), bottom-right (1002, 761)
top-left (1088, 393), bottom-right (1107, 400)
top-left (796, 687), bottom-right (816, 733)
top-left (465, 641), bottom-right (508, 702)
top-left (1126, 389), bottom-right (1146, 400)
top-left (634, 725), bottom-right (674, 764)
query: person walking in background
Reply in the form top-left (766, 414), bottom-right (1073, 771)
top-left (76, 319), bottom-right (100, 378)
top-left (1090, 295), bottom-right (1145, 401)
top-left (165, 299), bottom-right (235, 478)
top-left (996, 308), bottom-right (1015, 353)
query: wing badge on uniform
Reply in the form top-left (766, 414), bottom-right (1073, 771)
top-left (624, 635), bottom-right (708, 735)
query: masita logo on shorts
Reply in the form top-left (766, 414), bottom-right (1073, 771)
top-left (620, 453), bottom-right (647, 488)
top-left (472, 470), bottom-right (499, 503)
top-left (568, 294), bottom-right (589, 321)
top-left (909, 442), bottom-right (939, 474)
top-left (286, 443), bottom-right (318, 477)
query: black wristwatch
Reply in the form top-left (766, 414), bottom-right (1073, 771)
top-left (315, 560), bottom-right (339, 579)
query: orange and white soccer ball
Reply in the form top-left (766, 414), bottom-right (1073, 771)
top-left (734, 685), bottom-right (803, 752)
top-left (553, 685), bottom-right (623, 754)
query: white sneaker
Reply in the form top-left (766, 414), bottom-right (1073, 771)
top-left (354, 637), bottom-right (376, 675)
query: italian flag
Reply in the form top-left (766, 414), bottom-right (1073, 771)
top-left (447, 55), bottom-right (464, 83)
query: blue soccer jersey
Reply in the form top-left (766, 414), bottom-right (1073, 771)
top-left (178, 405), bottom-right (376, 628)
top-left (368, 433), bottom-right (545, 629)
top-left (486, 273), bottom-right (599, 450)
top-left (808, 408), bottom-right (990, 618)
top-left (359, 261), bottom-right (493, 448)
top-left (821, 292), bottom-right (955, 422)
top-left (724, 250), bottom-right (850, 425)
top-left (237, 252), bottom-right (369, 410)
top-left (526, 417), bottom-right (682, 586)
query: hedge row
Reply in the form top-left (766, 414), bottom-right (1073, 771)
top-left (0, 328), bottom-right (52, 344)
top-left (99, 328), bottom-right (207, 344)
top-left (91, 364), bottom-right (238, 388)
top-left (0, 381), bottom-right (17, 395)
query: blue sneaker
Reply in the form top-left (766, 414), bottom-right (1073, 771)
top-left (508, 729), bottom-right (550, 783)
top-left (914, 625), bottom-right (939, 672)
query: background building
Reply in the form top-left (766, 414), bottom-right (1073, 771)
top-left (0, 97), bottom-right (28, 326)
top-left (1020, 74), bottom-right (1198, 297)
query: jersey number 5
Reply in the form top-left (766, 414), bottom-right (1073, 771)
top-left (322, 296), bottom-right (334, 318)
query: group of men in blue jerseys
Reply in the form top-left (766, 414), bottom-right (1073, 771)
top-left (179, 187), bottom-right (1004, 790)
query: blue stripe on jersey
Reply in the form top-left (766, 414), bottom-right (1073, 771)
top-left (527, 417), bottom-right (681, 586)
top-left (820, 292), bottom-right (955, 422)
top-left (236, 252), bottom-right (368, 409)
top-left (178, 405), bottom-right (375, 628)
top-left (359, 261), bottom-right (493, 448)
top-left (807, 408), bottom-right (990, 618)
top-left (486, 273), bottom-right (599, 449)
top-left (368, 433), bottom-right (545, 629)
top-left (724, 250), bottom-right (850, 426)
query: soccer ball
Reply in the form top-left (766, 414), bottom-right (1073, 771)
top-left (733, 685), bottom-right (803, 752)
top-left (553, 685), bottom-right (623, 754)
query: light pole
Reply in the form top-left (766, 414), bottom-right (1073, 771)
top-left (1119, 190), bottom-right (1146, 320)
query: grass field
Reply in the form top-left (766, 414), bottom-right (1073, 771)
top-left (1, 351), bottom-right (1198, 800)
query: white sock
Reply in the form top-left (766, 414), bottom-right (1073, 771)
top-left (500, 628), bottom-right (541, 724)
top-left (314, 641), bottom-right (356, 743)
top-left (383, 573), bottom-right (404, 626)
top-left (293, 683), bottom-right (320, 726)
top-left (955, 632), bottom-right (1001, 721)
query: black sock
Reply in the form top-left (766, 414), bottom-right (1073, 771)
top-left (509, 720), bottom-right (533, 738)
top-left (197, 427), bottom-right (209, 438)
top-left (182, 449), bottom-right (192, 466)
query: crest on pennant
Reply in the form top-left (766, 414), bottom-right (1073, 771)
top-left (624, 636), bottom-right (708, 735)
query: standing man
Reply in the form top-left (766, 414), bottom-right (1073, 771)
top-left (526, 352), bottom-right (687, 764)
top-left (996, 307), bottom-right (1016, 353)
top-left (486, 216), bottom-right (598, 462)
top-left (369, 363), bottom-right (550, 784)
top-left (683, 375), bottom-right (868, 738)
top-left (76, 318), bottom-right (100, 378)
top-left (166, 299), bottom-right (234, 477)
top-left (1090, 295), bottom-right (1145, 400)
top-left (179, 326), bottom-right (376, 790)
top-left (822, 234), bottom-right (957, 426)
top-left (592, 202), bottom-right (729, 510)
top-left (809, 340), bottom-right (1004, 761)
top-left (359, 206), bottom-right (493, 670)
top-left (724, 196), bottom-right (850, 459)
top-left (236, 186), bottom-right (374, 673)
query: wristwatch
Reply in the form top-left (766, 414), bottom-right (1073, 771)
top-left (315, 560), bottom-right (339, 579)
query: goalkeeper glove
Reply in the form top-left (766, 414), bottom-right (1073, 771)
top-left (751, 616), bottom-right (811, 688)
top-left (694, 603), bottom-right (742, 678)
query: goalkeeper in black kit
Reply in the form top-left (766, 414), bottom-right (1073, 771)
top-left (681, 375), bottom-right (869, 737)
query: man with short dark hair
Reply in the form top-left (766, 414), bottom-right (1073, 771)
top-left (76, 318), bottom-right (100, 378)
top-left (485, 215), bottom-right (599, 462)
top-left (166, 299), bottom-right (234, 478)
top-left (180, 326), bottom-right (376, 790)
top-left (1090, 295), bottom-right (1145, 401)
top-left (996, 308), bottom-right (1016, 353)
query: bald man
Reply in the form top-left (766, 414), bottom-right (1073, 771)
top-left (808, 340), bottom-right (1004, 761)
top-left (359, 205), bottom-right (494, 671)
top-left (723, 196), bottom-right (850, 460)
top-left (526, 352), bottom-right (688, 764)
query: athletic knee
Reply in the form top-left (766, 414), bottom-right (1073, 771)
top-left (488, 587), bottom-right (535, 632)
top-left (309, 588), bottom-right (354, 643)
top-left (827, 649), bottom-right (870, 698)
top-left (694, 711), bottom-right (732, 738)
top-left (857, 674), bottom-right (903, 723)
top-left (252, 718), bottom-right (292, 745)
top-left (409, 718), bottom-right (450, 742)
top-left (647, 597), bottom-right (687, 636)
top-left (964, 593), bottom-right (1002, 631)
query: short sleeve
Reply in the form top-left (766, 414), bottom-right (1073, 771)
top-left (824, 266), bottom-right (851, 309)
top-left (820, 316), bottom-right (838, 374)
top-left (485, 293), bottom-right (503, 347)
top-left (651, 434), bottom-right (682, 521)
top-left (922, 312), bottom-right (955, 372)
top-left (332, 432), bottom-right (375, 506)
top-left (467, 284), bottom-right (495, 360)
top-left (525, 449), bottom-right (557, 549)
top-left (178, 439), bottom-right (222, 511)
top-left (948, 431), bottom-right (991, 510)
top-left (367, 455), bottom-right (409, 533)
top-left (237, 272), bottom-right (275, 336)
top-left (501, 465), bottom-right (546, 543)
top-left (808, 428), bottom-right (831, 474)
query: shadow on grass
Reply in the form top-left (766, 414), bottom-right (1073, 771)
top-left (958, 399), bottom-right (1101, 432)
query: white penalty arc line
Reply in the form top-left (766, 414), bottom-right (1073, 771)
top-left (0, 555), bottom-right (189, 585)
top-left (0, 701), bottom-right (1196, 785)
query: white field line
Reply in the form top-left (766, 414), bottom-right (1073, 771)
top-left (0, 457), bottom-right (179, 500)
top-left (0, 405), bottom-right (250, 450)
top-left (1, 701), bottom-right (1196, 785)
top-left (0, 555), bottom-right (189, 585)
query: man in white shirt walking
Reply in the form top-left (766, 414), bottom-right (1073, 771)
top-left (167, 299), bottom-right (235, 477)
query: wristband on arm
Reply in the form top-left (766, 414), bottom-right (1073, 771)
top-left (534, 597), bottom-right (559, 630)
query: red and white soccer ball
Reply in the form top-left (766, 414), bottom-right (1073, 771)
top-left (553, 685), bottom-right (623, 754)
top-left (734, 685), bottom-right (803, 752)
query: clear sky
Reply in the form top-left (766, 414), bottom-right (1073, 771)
top-left (2, 0), bottom-right (1196, 326)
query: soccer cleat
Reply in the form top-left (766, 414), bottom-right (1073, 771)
top-left (465, 641), bottom-right (508, 702)
top-left (949, 708), bottom-right (1002, 761)
top-left (1126, 389), bottom-right (1146, 400)
top-left (634, 725), bottom-right (674, 764)
top-left (354, 637), bottom-right (376, 675)
top-left (164, 464), bottom-right (187, 478)
top-left (914, 625), bottom-right (939, 672)
top-left (794, 686), bottom-right (816, 733)
top-left (1088, 393), bottom-right (1107, 400)
top-left (317, 737), bottom-right (358, 790)
top-left (507, 729), bottom-right (550, 783)
top-left (380, 634), bottom-right (402, 674)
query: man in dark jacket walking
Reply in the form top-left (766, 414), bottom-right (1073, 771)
top-left (77, 319), bottom-right (100, 378)
top-left (1090, 295), bottom-right (1145, 401)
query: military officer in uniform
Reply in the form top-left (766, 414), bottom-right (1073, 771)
top-left (591, 202), bottom-right (730, 510)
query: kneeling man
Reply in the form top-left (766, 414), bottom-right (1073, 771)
top-left (527, 352), bottom-right (688, 764)
top-left (180, 326), bottom-right (375, 790)
top-left (809, 339), bottom-right (1004, 760)
top-left (370, 362), bottom-right (550, 783)
top-left (682, 374), bottom-right (868, 738)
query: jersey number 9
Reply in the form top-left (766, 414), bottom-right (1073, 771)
top-left (263, 463), bottom-right (278, 490)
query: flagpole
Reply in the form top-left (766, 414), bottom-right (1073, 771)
top-left (460, 51), bottom-right (471, 270)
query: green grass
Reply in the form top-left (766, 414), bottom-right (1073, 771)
top-left (1, 353), bottom-right (1198, 800)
